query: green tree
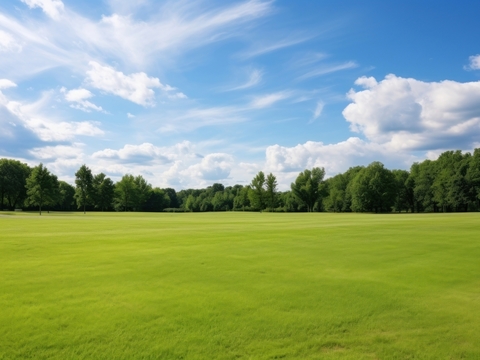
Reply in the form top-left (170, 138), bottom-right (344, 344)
top-left (249, 171), bottom-right (266, 210)
top-left (133, 175), bottom-right (152, 211)
top-left (114, 174), bottom-right (136, 211)
top-left (265, 173), bottom-right (278, 211)
top-left (350, 162), bottom-right (396, 213)
top-left (144, 188), bottom-right (170, 212)
top-left (25, 163), bottom-right (59, 215)
top-left (0, 159), bottom-right (31, 210)
top-left (467, 148), bottom-right (480, 209)
top-left (291, 167), bottom-right (325, 212)
top-left (74, 164), bottom-right (94, 214)
top-left (92, 173), bottom-right (115, 211)
top-left (392, 169), bottom-right (411, 212)
top-left (58, 181), bottom-right (75, 211)
top-left (234, 185), bottom-right (250, 210)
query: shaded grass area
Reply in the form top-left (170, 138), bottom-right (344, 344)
top-left (0, 212), bottom-right (479, 359)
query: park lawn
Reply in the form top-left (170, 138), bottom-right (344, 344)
top-left (0, 212), bottom-right (479, 359)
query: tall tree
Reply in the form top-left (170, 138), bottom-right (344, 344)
top-left (249, 171), bottom-right (266, 210)
top-left (58, 181), bottom-right (75, 211)
top-left (114, 174), bottom-right (136, 211)
top-left (265, 173), bottom-right (278, 211)
top-left (234, 186), bottom-right (250, 211)
top-left (144, 188), bottom-right (170, 212)
top-left (291, 167), bottom-right (325, 212)
top-left (392, 169), bottom-right (411, 212)
top-left (92, 173), bottom-right (115, 211)
top-left (133, 175), bottom-right (152, 211)
top-left (25, 163), bottom-right (59, 215)
top-left (0, 159), bottom-right (31, 210)
top-left (74, 164), bottom-right (94, 214)
top-left (467, 149), bottom-right (480, 208)
top-left (350, 162), bottom-right (396, 213)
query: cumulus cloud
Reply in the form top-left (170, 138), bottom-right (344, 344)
top-left (465, 54), bottom-right (480, 70)
top-left (89, 142), bottom-right (237, 188)
top-left (263, 138), bottom-right (417, 189)
top-left (86, 61), bottom-right (174, 106)
top-left (1, 89), bottom-right (104, 142)
top-left (92, 141), bottom-right (194, 164)
top-left (21, 0), bottom-right (64, 20)
top-left (184, 153), bottom-right (234, 181)
top-left (343, 74), bottom-right (480, 151)
top-left (62, 87), bottom-right (104, 112)
top-left (85, 61), bottom-right (185, 106)
top-left (0, 79), bottom-right (17, 89)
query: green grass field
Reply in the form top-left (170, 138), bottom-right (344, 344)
top-left (0, 212), bottom-right (479, 359)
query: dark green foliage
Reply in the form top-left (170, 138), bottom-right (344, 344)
top-left (74, 164), bottom-right (94, 214)
top-left (350, 162), bottom-right (396, 213)
top-left (92, 173), bottom-right (115, 211)
top-left (249, 171), bottom-right (266, 210)
top-left (0, 158), bottom-right (30, 210)
top-left (3, 146), bottom-right (480, 214)
top-left (291, 167), bottom-right (325, 212)
top-left (57, 181), bottom-right (75, 211)
top-left (25, 163), bottom-right (59, 215)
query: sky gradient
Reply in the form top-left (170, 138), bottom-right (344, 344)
top-left (1, 0), bottom-right (479, 189)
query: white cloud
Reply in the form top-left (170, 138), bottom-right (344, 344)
top-left (1, 89), bottom-right (104, 142)
top-left (157, 106), bottom-right (246, 133)
top-left (298, 61), bottom-right (358, 80)
top-left (168, 92), bottom-right (188, 100)
top-left (0, 30), bottom-right (22, 53)
top-left (312, 101), bottom-right (325, 120)
top-left (29, 144), bottom-right (82, 160)
top-left (86, 61), bottom-right (173, 106)
top-left (240, 35), bottom-right (313, 59)
top-left (92, 141), bottom-right (194, 164)
top-left (465, 54), bottom-right (480, 70)
top-left (21, 0), bottom-right (64, 20)
top-left (229, 69), bottom-right (263, 91)
top-left (250, 91), bottom-right (291, 108)
top-left (127, 112), bottom-right (135, 118)
top-left (183, 153), bottom-right (234, 181)
top-left (354, 76), bottom-right (377, 89)
top-left (0, 1), bottom-right (274, 79)
top-left (343, 74), bottom-right (480, 151)
top-left (0, 79), bottom-right (17, 89)
top-left (62, 87), bottom-right (104, 112)
top-left (264, 138), bottom-right (416, 187)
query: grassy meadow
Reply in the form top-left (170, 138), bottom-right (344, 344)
top-left (0, 211), bottom-right (479, 359)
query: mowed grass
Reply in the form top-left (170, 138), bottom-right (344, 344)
top-left (0, 212), bottom-right (479, 359)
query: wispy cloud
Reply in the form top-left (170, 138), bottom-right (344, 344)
top-left (0, 0), bottom-right (275, 78)
top-left (240, 34), bottom-right (313, 59)
top-left (250, 91), bottom-right (292, 108)
top-left (312, 101), bottom-right (325, 121)
top-left (297, 61), bottom-right (358, 80)
top-left (228, 69), bottom-right (263, 91)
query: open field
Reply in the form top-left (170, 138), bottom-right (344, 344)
top-left (0, 212), bottom-right (479, 359)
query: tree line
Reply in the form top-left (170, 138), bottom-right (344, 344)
top-left (1, 148), bottom-right (479, 214)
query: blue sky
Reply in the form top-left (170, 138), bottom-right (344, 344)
top-left (1, 0), bottom-right (480, 189)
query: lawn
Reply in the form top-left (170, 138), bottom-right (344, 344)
top-left (0, 212), bottom-right (479, 359)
